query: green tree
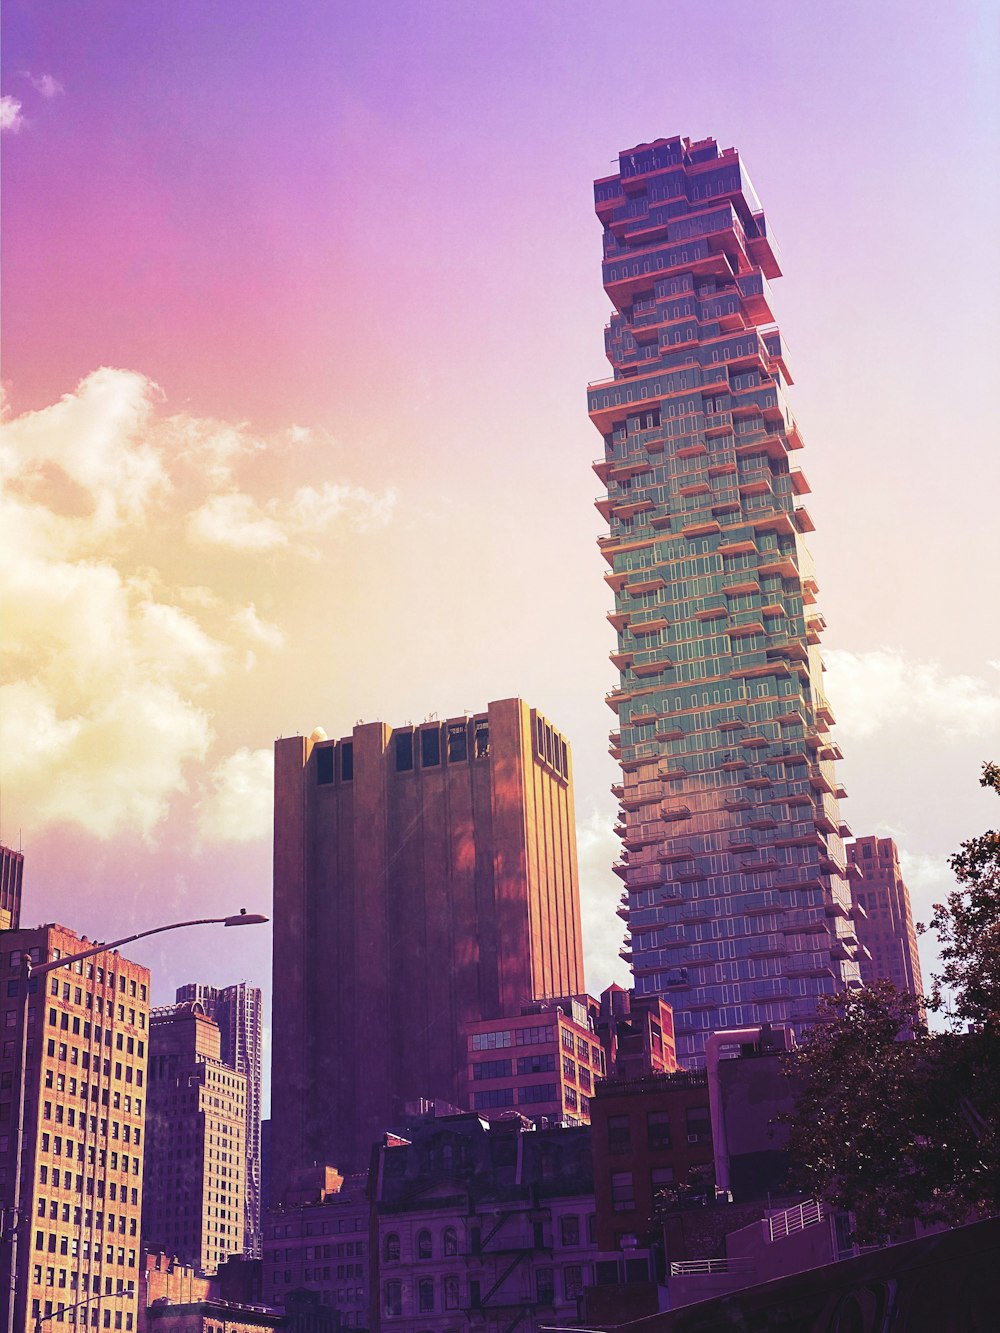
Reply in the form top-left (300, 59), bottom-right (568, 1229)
top-left (925, 761), bottom-right (1000, 1032)
top-left (783, 766), bottom-right (1000, 1243)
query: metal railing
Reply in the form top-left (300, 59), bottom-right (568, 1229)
top-left (767, 1198), bottom-right (824, 1241)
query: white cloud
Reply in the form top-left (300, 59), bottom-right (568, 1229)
top-left (1, 95), bottom-right (24, 132)
top-left (188, 492), bottom-right (289, 552)
top-left (576, 808), bottom-right (630, 993)
top-left (195, 748), bottom-right (274, 844)
top-left (1, 368), bottom-right (397, 841)
top-left (29, 73), bottom-right (63, 98)
top-left (824, 648), bottom-right (1000, 740)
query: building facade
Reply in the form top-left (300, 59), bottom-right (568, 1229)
top-left (175, 983), bottom-right (263, 1257)
top-left (459, 996), bottom-right (605, 1125)
top-left (262, 1166), bottom-right (369, 1330)
top-left (272, 698), bottom-right (585, 1182)
top-left (847, 837), bottom-right (924, 999)
top-left (594, 985), bottom-right (678, 1079)
top-left (589, 1069), bottom-right (714, 1254)
top-left (143, 1003), bottom-right (247, 1273)
top-left (0, 845), bottom-right (24, 931)
top-left (588, 135), bottom-right (862, 1063)
top-left (372, 1114), bottom-right (596, 1333)
top-left (0, 925), bottom-right (150, 1333)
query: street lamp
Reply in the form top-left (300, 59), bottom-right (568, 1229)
top-left (4, 910), bottom-right (268, 1333)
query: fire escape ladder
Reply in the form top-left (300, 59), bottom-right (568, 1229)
top-left (480, 1252), bottom-right (529, 1307)
top-left (480, 1210), bottom-right (513, 1251)
top-left (502, 1309), bottom-right (531, 1333)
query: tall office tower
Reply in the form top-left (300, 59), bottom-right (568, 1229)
top-left (272, 697), bottom-right (585, 1185)
top-left (0, 844), bottom-right (24, 930)
top-left (143, 1002), bottom-right (246, 1273)
top-left (0, 925), bottom-right (149, 1333)
top-left (175, 982), bottom-right (263, 1258)
top-left (848, 837), bottom-right (924, 999)
top-left (588, 136), bottom-right (861, 1064)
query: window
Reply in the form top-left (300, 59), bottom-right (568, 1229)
top-left (564, 1265), bottom-right (585, 1300)
top-left (560, 1215), bottom-right (580, 1247)
top-left (383, 1233), bottom-right (400, 1263)
top-left (316, 745), bottom-right (334, 785)
top-left (647, 1111), bottom-right (672, 1151)
top-left (611, 1172), bottom-right (635, 1213)
top-left (416, 1229), bottom-right (432, 1260)
top-left (447, 724), bottom-right (468, 763)
top-left (383, 1281), bottom-right (402, 1317)
top-left (443, 1275), bottom-right (459, 1309)
top-left (394, 732), bottom-right (414, 772)
top-left (420, 729), bottom-right (440, 768)
top-left (651, 1167), bottom-right (674, 1197)
top-left (474, 721), bottom-right (489, 759)
top-left (535, 1268), bottom-right (555, 1305)
top-left (417, 1279), bottom-right (434, 1313)
top-left (607, 1115), bottom-right (631, 1154)
top-left (340, 743), bottom-right (353, 782)
top-left (443, 1227), bottom-right (458, 1257)
top-left (685, 1106), bottom-right (711, 1143)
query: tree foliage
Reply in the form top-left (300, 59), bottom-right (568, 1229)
top-left (925, 760), bottom-right (1000, 1032)
top-left (783, 984), bottom-right (999, 1243)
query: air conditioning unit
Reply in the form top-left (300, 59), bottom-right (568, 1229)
top-left (687, 1133), bottom-right (700, 1144)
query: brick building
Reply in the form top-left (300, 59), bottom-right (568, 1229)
top-left (848, 837), bottom-right (924, 1001)
top-left (0, 925), bottom-right (150, 1333)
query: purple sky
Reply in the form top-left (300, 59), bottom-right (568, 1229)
top-left (2, 0), bottom-right (999, 1100)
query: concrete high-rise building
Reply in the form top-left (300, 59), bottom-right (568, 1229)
top-left (0, 844), bottom-right (24, 931)
top-left (272, 698), bottom-right (585, 1183)
top-left (588, 135), bottom-right (862, 1063)
top-left (847, 837), bottom-right (924, 1000)
top-left (143, 1002), bottom-right (246, 1273)
top-left (175, 983), bottom-right (263, 1258)
top-left (0, 925), bottom-right (149, 1333)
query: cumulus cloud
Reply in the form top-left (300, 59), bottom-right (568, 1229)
top-left (1, 368), bottom-right (396, 841)
top-left (824, 648), bottom-right (1000, 740)
top-left (1, 95), bottom-right (24, 132)
top-left (188, 479), bottom-right (396, 552)
top-left (576, 809), bottom-right (630, 992)
top-left (195, 747), bottom-right (274, 844)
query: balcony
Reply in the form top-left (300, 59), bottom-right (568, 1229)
top-left (626, 573), bottom-right (666, 596)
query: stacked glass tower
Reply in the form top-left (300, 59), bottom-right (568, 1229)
top-left (587, 135), bottom-right (862, 1065)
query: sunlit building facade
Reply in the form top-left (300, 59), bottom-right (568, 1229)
top-left (272, 698), bottom-right (585, 1185)
top-left (588, 135), bottom-right (862, 1063)
top-left (175, 982), bottom-right (263, 1258)
top-left (848, 837), bottom-right (924, 1001)
top-left (0, 925), bottom-right (149, 1333)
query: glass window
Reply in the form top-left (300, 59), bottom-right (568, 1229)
top-left (383, 1233), bottom-right (400, 1263)
top-left (607, 1115), bottom-right (631, 1154)
top-left (611, 1172), bottom-right (635, 1213)
top-left (417, 1279), bottom-right (434, 1313)
top-left (416, 1229), bottom-right (432, 1260)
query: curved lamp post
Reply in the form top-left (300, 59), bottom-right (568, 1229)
top-left (4, 910), bottom-right (268, 1333)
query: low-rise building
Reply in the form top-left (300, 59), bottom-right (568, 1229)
top-left (372, 1112), bottom-right (596, 1333)
top-left (459, 997), bottom-right (605, 1126)
top-left (262, 1167), bottom-right (369, 1329)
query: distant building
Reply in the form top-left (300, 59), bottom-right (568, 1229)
top-left (0, 843), bottom-right (24, 930)
top-left (140, 1254), bottom-right (217, 1333)
top-left (261, 1165), bottom-right (369, 1330)
top-left (176, 982), bottom-right (263, 1257)
top-left (371, 1113), bottom-right (596, 1333)
top-left (589, 1069), bottom-right (714, 1254)
top-left (848, 837), bottom-right (924, 1000)
top-left (143, 1002), bottom-right (247, 1273)
top-left (0, 924), bottom-right (150, 1333)
top-left (594, 985), bottom-right (677, 1078)
top-left (459, 996), bottom-right (606, 1125)
top-left (272, 698), bottom-right (585, 1181)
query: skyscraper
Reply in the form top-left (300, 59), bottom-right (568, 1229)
top-left (0, 844), bottom-right (24, 931)
top-left (588, 135), bottom-right (862, 1063)
top-left (0, 925), bottom-right (149, 1333)
top-left (143, 1002), bottom-right (247, 1273)
top-left (175, 982), bottom-right (263, 1257)
top-left (271, 697), bottom-right (584, 1185)
top-left (848, 837), bottom-right (924, 1000)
